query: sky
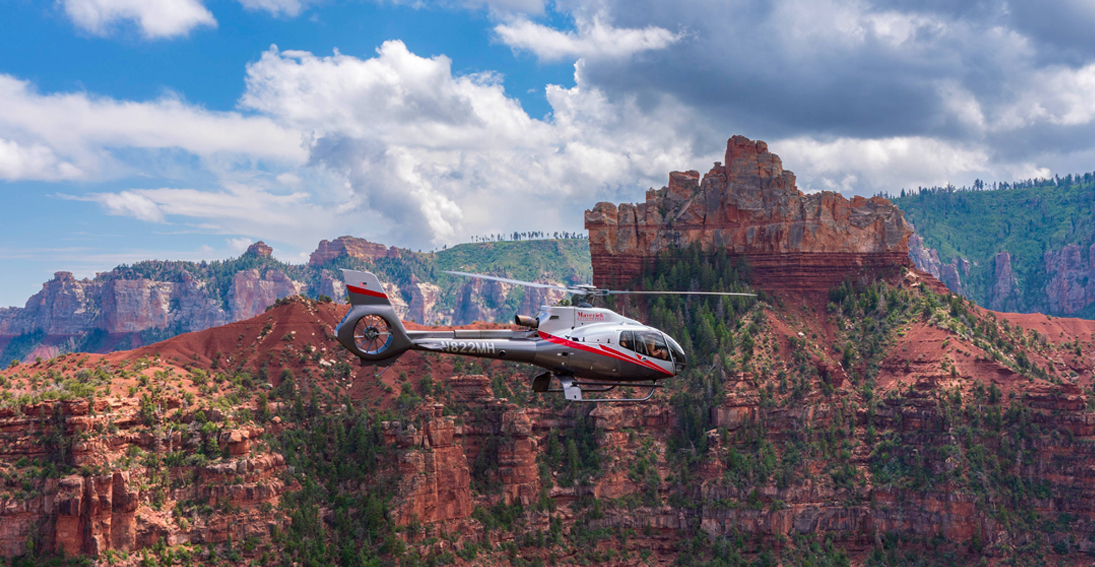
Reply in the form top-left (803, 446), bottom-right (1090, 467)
top-left (2, 0), bottom-right (1095, 307)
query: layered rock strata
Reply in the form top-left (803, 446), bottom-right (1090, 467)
top-left (309, 235), bottom-right (400, 266)
top-left (585, 136), bottom-right (914, 292)
top-left (0, 398), bottom-right (286, 557)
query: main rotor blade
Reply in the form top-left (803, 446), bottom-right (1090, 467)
top-left (442, 271), bottom-right (581, 293)
top-left (444, 270), bottom-right (755, 297)
top-left (605, 290), bottom-right (757, 297)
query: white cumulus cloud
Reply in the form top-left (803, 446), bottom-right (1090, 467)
top-left (494, 13), bottom-right (682, 62)
top-left (62, 0), bottom-right (216, 39)
top-left (0, 74), bottom-right (306, 181)
top-left (0, 138), bottom-right (83, 181)
top-left (234, 41), bottom-right (703, 248)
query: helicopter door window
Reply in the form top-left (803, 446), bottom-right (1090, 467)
top-left (638, 331), bottom-right (670, 361)
top-left (629, 331), bottom-right (653, 357)
top-left (619, 331), bottom-right (639, 353)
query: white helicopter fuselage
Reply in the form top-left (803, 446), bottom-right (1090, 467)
top-left (405, 305), bottom-right (686, 381)
top-left (334, 269), bottom-right (719, 401)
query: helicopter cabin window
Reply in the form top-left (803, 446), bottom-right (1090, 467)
top-left (619, 331), bottom-right (637, 353)
top-left (639, 331), bottom-right (671, 361)
top-left (619, 330), bottom-right (670, 361)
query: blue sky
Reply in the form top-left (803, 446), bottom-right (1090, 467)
top-left (3, 0), bottom-right (1095, 307)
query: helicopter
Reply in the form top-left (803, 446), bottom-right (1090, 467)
top-left (334, 269), bottom-right (755, 402)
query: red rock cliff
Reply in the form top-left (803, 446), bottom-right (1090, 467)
top-left (308, 235), bottom-right (400, 266)
top-left (585, 135), bottom-right (913, 292)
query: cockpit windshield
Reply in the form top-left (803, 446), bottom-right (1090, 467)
top-left (665, 334), bottom-right (686, 368)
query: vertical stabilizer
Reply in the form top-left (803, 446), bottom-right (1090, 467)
top-left (342, 269), bottom-right (393, 306)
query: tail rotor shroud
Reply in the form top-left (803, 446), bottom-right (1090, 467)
top-left (353, 314), bottom-right (395, 356)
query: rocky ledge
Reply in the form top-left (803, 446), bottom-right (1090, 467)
top-left (585, 135), bottom-right (914, 292)
top-left (308, 235), bottom-right (400, 266)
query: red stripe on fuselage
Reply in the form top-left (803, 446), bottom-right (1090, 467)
top-left (347, 284), bottom-right (388, 299)
top-left (538, 332), bottom-right (673, 376)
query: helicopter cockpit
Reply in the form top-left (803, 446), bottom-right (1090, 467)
top-left (618, 330), bottom-right (687, 373)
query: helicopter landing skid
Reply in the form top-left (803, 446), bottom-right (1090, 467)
top-left (531, 372), bottom-right (660, 402)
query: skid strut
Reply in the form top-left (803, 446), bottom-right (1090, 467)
top-left (531, 372), bottom-right (660, 402)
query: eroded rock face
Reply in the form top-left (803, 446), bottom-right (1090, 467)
top-left (908, 234), bottom-right (944, 279)
top-left (316, 269), bottom-right (347, 303)
top-left (0, 400), bottom-right (287, 558)
top-left (406, 280), bottom-right (443, 325)
top-left (1, 237), bottom-right (578, 361)
top-left (585, 136), bottom-right (914, 292)
top-left (229, 269), bottom-right (305, 321)
top-left (0, 272), bottom-right (100, 335)
top-left (450, 278), bottom-right (565, 326)
top-left (1045, 243), bottom-right (1095, 315)
top-left (388, 410), bottom-right (474, 525)
top-left (309, 235), bottom-right (400, 266)
top-left (0, 271), bottom-right (230, 339)
top-left (246, 241), bottom-right (273, 257)
top-left (908, 234), bottom-right (967, 297)
top-left (99, 276), bottom-right (229, 334)
top-left (990, 252), bottom-right (1020, 312)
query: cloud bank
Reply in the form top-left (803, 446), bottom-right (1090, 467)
top-left (14, 0), bottom-right (1095, 257)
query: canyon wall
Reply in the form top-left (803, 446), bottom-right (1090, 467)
top-left (910, 240), bottom-right (1095, 316)
top-left (4, 280), bottom-right (1095, 563)
top-left (0, 398), bottom-right (287, 558)
top-left (0, 237), bottom-right (583, 362)
top-left (908, 234), bottom-right (968, 297)
top-left (1044, 243), bottom-right (1095, 315)
top-left (585, 136), bottom-right (914, 292)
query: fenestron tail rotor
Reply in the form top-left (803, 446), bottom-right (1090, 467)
top-left (442, 271), bottom-right (756, 297)
top-left (353, 314), bottom-right (395, 355)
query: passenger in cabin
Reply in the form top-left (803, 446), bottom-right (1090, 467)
top-left (639, 331), bottom-right (670, 361)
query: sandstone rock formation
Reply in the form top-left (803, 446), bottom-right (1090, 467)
top-left (911, 239), bottom-right (1095, 317)
top-left (309, 235), bottom-right (400, 266)
top-left (1045, 243), bottom-right (1095, 315)
top-left (990, 251), bottom-right (1021, 312)
top-left (908, 234), bottom-right (968, 297)
top-left (0, 272), bottom-right (99, 336)
top-left (228, 269), bottom-right (305, 321)
top-left (585, 136), bottom-right (914, 292)
top-left (0, 272), bottom-right (230, 338)
top-left (245, 241), bottom-right (273, 257)
top-left (0, 398), bottom-right (286, 558)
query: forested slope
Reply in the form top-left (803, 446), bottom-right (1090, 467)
top-left (894, 173), bottom-right (1095, 317)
